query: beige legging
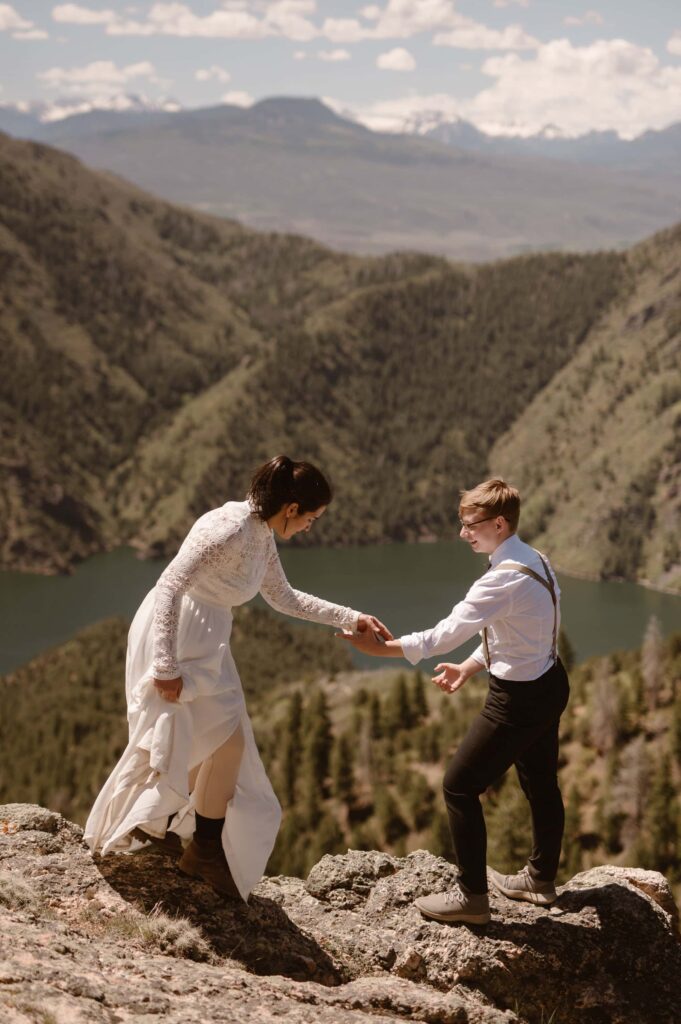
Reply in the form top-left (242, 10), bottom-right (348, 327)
top-left (188, 724), bottom-right (245, 819)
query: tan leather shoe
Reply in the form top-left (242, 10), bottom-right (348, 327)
top-left (488, 865), bottom-right (557, 905)
top-left (415, 883), bottom-right (490, 924)
top-left (178, 837), bottom-right (241, 899)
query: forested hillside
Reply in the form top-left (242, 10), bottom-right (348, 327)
top-left (491, 223), bottom-right (681, 592)
top-left (1, 131), bottom-right (679, 589)
top-left (1, 611), bottom-right (679, 901)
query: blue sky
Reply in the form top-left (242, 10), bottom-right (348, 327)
top-left (2, 1), bottom-right (681, 136)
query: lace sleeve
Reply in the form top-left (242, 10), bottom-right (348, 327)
top-left (260, 544), bottom-right (360, 631)
top-left (152, 518), bottom-right (241, 680)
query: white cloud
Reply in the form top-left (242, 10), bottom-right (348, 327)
top-left (337, 38), bottom-right (681, 139)
top-left (0, 4), bottom-right (32, 30)
top-left (55, 1), bottom-right (318, 41)
top-left (563, 10), bottom-right (604, 28)
top-left (221, 90), bottom-right (254, 107)
top-left (465, 38), bottom-right (681, 138)
top-left (434, 19), bottom-right (539, 50)
top-left (195, 65), bottom-right (231, 83)
top-left (318, 47), bottom-right (350, 61)
top-left (293, 48), bottom-right (306, 59)
top-left (13, 27), bottom-right (49, 39)
top-left (38, 59), bottom-right (160, 95)
top-left (48, 0), bottom-right (541, 53)
top-left (52, 4), bottom-right (117, 25)
top-left (667, 30), bottom-right (681, 57)
top-left (377, 46), bottom-right (415, 70)
top-left (322, 1), bottom-right (538, 50)
top-left (494, 0), bottom-right (529, 7)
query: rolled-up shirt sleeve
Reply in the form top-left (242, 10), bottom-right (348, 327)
top-left (398, 574), bottom-right (515, 666)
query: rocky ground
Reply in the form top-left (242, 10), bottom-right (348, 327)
top-left (0, 803), bottom-right (679, 1024)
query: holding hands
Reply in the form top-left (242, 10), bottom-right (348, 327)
top-left (337, 613), bottom-right (401, 657)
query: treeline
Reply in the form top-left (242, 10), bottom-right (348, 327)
top-left (254, 620), bottom-right (681, 893)
top-left (2, 601), bottom-right (679, 899)
top-left (0, 608), bottom-right (352, 821)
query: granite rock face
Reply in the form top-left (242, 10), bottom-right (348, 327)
top-left (0, 803), bottom-right (679, 1024)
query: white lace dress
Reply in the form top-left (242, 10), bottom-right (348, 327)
top-left (84, 500), bottom-right (360, 900)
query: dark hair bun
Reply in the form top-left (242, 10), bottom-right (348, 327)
top-left (247, 455), bottom-right (332, 521)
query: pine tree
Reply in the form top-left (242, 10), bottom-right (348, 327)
top-left (331, 733), bottom-right (355, 807)
top-left (385, 674), bottom-right (412, 733)
top-left (485, 774), bottom-right (531, 874)
top-left (303, 687), bottom-right (333, 793)
top-left (280, 690), bottom-right (303, 805)
top-left (428, 808), bottom-right (454, 861)
top-left (613, 735), bottom-right (649, 854)
top-left (645, 755), bottom-right (679, 875)
top-left (641, 615), bottom-right (663, 711)
top-left (369, 693), bottom-right (383, 740)
top-left (589, 664), bottom-right (620, 754)
top-left (306, 812), bottom-right (345, 871)
top-left (671, 697), bottom-right (681, 769)
top-left (405, 772), bottom-right (435, 831)
top-left (373, 786), bottom-right (409, 845)
top-left (561, 785), bottom-right (582, 879)
top-left (411, 671), bottom-right (429, 722)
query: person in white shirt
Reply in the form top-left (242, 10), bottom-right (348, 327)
top-left (341, 478), bottom-right (569, 925)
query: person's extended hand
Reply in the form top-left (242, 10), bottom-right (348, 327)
top-left (431, 663), bottom-right (468, 694)
top-left (357, 613), bottom-right (394, 642)
top-left (154, 676), bottom-right (183, 702)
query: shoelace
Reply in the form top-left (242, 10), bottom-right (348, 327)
top-left (443, 883), bottom-right (466, 906)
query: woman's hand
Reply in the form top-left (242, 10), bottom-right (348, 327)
top-left (336, 626), bottom-right (403, 658)
top-left (357, 613), bottom-right (393, 642)
top-left (154, 676), bottom-right (183, 702)
top-left (431, 663), bottom-right (469, 694)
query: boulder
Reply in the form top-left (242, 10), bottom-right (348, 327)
top-left (0, 803), bottom-right (679, 1024)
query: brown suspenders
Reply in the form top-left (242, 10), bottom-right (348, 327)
top-left (481, 554), bottom-right (558, 673)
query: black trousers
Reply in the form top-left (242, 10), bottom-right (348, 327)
top-left (442, 658), bottom-right (570, 894)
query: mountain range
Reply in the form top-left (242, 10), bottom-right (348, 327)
top-left (1, 97), bottom-right (679, 261)
top-left (1, 129), bottom-right (679, 591)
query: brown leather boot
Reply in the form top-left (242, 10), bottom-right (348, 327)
top-left (178, 837), bottom-right (241, 899)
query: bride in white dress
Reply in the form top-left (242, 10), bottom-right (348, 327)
top-left (85, 455), bottom-right (391, 901)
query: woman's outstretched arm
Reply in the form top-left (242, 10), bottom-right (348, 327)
top-left (260, 544), bottom-right (392, 639)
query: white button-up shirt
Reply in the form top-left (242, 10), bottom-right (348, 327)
top-left (398, 534), bottom-right (561, 681)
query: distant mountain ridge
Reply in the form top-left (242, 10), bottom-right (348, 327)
top-left (1, 96), bottom-right (678, 261)
top-left (422, 116), bottom-right (681, 177)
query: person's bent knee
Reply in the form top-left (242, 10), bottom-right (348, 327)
top-left (443, 768), bottom-right (481, 800)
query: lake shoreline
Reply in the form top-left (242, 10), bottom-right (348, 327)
top-left (5, 538), bottom-right (681, 599)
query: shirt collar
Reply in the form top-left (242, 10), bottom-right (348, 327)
top-left (489, 533), bottom-right (523, 568)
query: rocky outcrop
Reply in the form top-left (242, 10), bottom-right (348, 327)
top-left (1, 803), bottom-right (679, 1024)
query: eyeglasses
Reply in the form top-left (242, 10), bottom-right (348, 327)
top-left (458, 516), bottom-right (497, 531)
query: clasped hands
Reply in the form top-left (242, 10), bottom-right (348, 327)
top-left (336, 613), bottom-right (394, 654)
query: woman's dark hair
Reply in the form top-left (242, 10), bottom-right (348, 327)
top-left (247, 455), bottom-right (333, 521)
